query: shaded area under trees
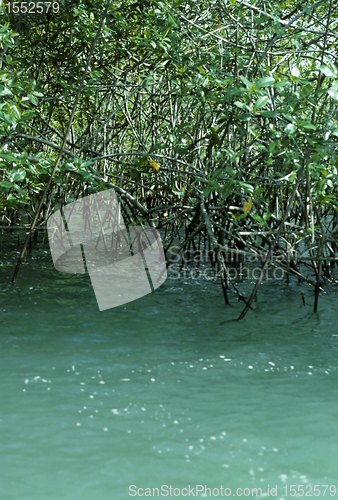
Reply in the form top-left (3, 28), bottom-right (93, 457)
top-left (1, 0), bottom-right (338, 317)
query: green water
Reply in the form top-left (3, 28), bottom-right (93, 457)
top-left (1, 236), bottom-right (338, 499)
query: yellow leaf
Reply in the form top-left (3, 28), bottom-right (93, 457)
top-left (149, 159), bottom-right (159, 170)
top-left (243, 198), bottom-right (252, 214)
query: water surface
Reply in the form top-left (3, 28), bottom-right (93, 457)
top-left (1, 236), bottom-right (338, 499)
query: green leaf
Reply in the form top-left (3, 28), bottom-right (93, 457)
top-left (78, 171), bottom-right (92, 181)
top-left (248, 125), bottom-right (258, 137)
top-left (238, 181), bottom-right (254, 195)
top-left (290, 66), bottom-right (300, 79)
top-left (254, 95), bottom-right (269, 110)
top-left (12, 169), bottom-right (26, 181)
top-left (129, 169), bottom-right (141, 181)
top-left (259, 110), bottom-right (276, 117)
top-left (210, 168), bottom-right (225, 180)
top-left (255, 76), bottom-right (275, 88)
top-left (251, 213), bottom-right (264, 224)
top-left (64, 163), bottom-right (77, 171)
top-left (21, 110), bottom-right (35, 121)
top-left (234, 101), bottom-right (250, 111)
top-left (273, 22), bottom-right (284, 38)
top-left (73, 156), bottom-right (82, 165)
top-left (263, 211), bottom-right (273, 222)
top-left (236, 148), bottom-right (247, 158)
top-left (221, 183), bottom-right (233, 201)
top-left (168, 14), bottom-right (177, 27)
top-left (0, 85), bottom-right (12, 96)
top-left (319, 65), bottom-right (336, 78)
top-left (239, 76), bottom-right (252, 88)
top-left (275, 80), bottom-right (289, 88)
top-left (285, 123), bottom-right (297, 135)
top-left (11, 103), bottom-right (21, 120)
top-left (1, 181), bottom-right (13, 189)
top-left (299, 122), bottom-right (316, 130)
top-left (254, 15), bottom-right (270, 24)
top-left (82, 160), bottom-right (94, 168)
top-left (237, 213), bottom-right (247, 220)
top-left (13, 183), bottom-right (26, 195)
top-left (328, 86), bottom-right (338, 101)
top-left (291, 31), bottom-right (307, 40)
top-left (28, 94), bottom-right (39, 105)
top-left (0, 152), bottom-right (17, 162)
top-left (254, 187), bottom-right (265, 196)
top-left (299, 84), bottom-right (312, 99)
top-left (268, 142), bottom-right (277, 153)
top-left (203, 185), bottom-right (212, 197)
top-left (238, 112), bottom-right (251, 122)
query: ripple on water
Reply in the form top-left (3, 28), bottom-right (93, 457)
top-left (1, 237), bottom-right (338, 497)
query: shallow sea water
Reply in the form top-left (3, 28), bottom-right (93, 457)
top-left (1, 235), bottom-right (338, 499)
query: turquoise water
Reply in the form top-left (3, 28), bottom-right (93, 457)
top-left (1, 235), bottom-right (338, 499)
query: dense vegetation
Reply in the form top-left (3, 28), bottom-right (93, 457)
top-left (1, 0), bottom-right (338, 316)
